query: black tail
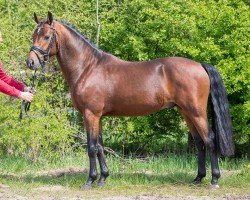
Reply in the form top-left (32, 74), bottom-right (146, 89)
top-left (201, 63), bottom-right (235, 156)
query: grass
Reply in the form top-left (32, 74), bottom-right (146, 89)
top-left (0, 153), bottom-right (249, 199)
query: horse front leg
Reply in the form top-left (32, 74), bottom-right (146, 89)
top-left (83, 109), bottom-right (101, 188)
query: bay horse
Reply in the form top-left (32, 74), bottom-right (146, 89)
top-left (26, 12), bottom-right (234, 188)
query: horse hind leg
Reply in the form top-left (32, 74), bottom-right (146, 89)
top-left (178, 108), bottom-right (206, 184)
top-left (193, 133), bottom-right (206, 183)
top-left (187, 110), bottom-right (221, 187)
top-left (207, 128), bottom-right (221, 188)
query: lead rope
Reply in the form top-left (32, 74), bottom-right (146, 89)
top-left (19, 69), bottom-right (37, 119)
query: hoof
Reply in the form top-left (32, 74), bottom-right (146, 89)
top-left (192, 177), bottom-right (202, 185)
top-left (98, 180), bottom-right (105, 187)
top-left (81, 182), bottom-right (93, 190)
top-left (210, 184), bottom-right (219, 189)
top-left (189, 182), bottom-right (201, 187)
top-left (192, 180), bottom-right (201, 185)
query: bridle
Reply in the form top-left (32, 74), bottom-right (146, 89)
top-left (20, 21), bottom-right (57, 119)
top-left (30, 21), bottom-right (57, 66)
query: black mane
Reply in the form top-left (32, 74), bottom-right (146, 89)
top-left (58, 20), bottom-right (102, 53)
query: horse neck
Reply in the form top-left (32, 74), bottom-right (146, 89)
top-left (56, 23), bottom-right (102, 87)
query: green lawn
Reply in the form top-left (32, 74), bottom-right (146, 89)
top-left (0, 153), bottom-right (249, 199)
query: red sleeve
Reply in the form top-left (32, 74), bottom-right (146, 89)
top-left (0, 63), bottom-right (25, 93)
top-left (0, 78), bottom-right (21, 97)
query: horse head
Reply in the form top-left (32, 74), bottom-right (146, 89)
top-left (26, 11), bottom-right (57, 70)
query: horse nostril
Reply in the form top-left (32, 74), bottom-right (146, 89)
top-left (26, 59), bottom-right (34, 68)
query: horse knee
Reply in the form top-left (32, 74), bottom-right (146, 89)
top-left (212, 169), bottom-right (220, 179)
top-left (88, 145), bottom-right (98, 157)
top-left (97, 144), bottom-right (104, 155)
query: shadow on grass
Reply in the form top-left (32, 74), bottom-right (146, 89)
top-left (0, 170), bottom-right (196, 188)
top-left (114, 171), bottom-right (195, 184)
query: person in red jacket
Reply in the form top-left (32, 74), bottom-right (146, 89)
top-left (0, 31), bottom-right (34, 102)
top-left (0, 30), bottom-right (35, 189)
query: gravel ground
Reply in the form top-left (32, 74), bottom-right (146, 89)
top-left (0, 186), bottom-right (249, 200)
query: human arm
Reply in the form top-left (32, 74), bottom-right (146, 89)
top-left (0, 64), bottom-right (25, 91)
top-left (0, 78), bottom-right (34, 102)
top-left (0, 62), bottom-right (35, 102)
top-left (0, 78), bottom-right (21, 97)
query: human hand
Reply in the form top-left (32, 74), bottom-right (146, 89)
top-left (24, 86), bottom-right (36, 94)
top-left (19, 92), bottom-right (34, 102)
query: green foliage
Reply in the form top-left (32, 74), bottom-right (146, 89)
top-left (102, 109), bottom-right (188, 155)
top-left (101, 0), bottom-right (250, 155)
top-left (0, 91), bottom-right (79, 161)
top-left (0, 0), bottom-right (249, 158)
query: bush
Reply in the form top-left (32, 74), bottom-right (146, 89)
top-left (0, 0), bottom-right (249, 158)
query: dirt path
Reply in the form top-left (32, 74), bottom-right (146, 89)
top-left (0, 168), bottom-right (249, 200)
top-left (1, 186), bottom-right (249, 200)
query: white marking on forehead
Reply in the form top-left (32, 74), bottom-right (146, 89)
top-left (37, 27), bottom-right (42, 34)
top-left (36, 21), bottom-right (47, 34)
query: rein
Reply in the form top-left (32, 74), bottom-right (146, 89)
top-left (19, 69), bottom-right (37, 119)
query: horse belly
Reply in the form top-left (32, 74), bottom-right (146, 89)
top-left (104, 91), bottom-right (170, 116)
top-left (104, 76), bottom-right (172, 116)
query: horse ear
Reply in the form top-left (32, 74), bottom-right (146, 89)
top-left (47, 11), bottom-right (53, 25)
top-left (34, 12), bottom-right (41, 24)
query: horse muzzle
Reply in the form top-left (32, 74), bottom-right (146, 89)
top-left (26, 58), bottom-right (39, 70)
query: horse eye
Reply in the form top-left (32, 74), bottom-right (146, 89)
top-left (44, 36), bottom-right (50, 40)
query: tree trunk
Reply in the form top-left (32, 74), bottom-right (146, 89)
top-left (96, 0), bottom-right (100, 47)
